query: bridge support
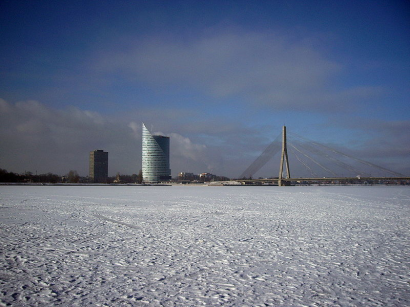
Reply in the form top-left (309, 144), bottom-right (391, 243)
top-left (279, 126), bottom-right (291, 186)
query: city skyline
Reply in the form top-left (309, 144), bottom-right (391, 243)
top-left (0, 1), bottom-right (409, 178)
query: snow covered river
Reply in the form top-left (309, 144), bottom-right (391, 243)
top-left (1, 185), bottom-right (409, 306)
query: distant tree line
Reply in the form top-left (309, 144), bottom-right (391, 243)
top-left (111, 171), bottom-right (142, 184)
top-left (0, 168), bottom-right (144, 184)
top-left (0, 168), bottom-right (61, 183)
top-left (0, 168), bottom-right (84, 183)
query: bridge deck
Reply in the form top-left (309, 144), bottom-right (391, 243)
top-left (238, 177), bottom-right (410, 183)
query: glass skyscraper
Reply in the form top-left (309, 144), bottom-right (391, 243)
top-left (142, 123), bottom-right (171, 183)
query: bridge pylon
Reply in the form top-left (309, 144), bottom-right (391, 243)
top-left (278, 126), bottom-right (291, 186)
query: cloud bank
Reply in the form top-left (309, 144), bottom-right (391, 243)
top-left (94, 28), bottom-right (381, 112)
top-left (1, 98), bottom-right (408, 178)
top-left (0, 99), bottom-right (216, 176)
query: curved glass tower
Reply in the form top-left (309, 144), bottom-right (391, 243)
top-left (142, 123), bottom-right (171, 183)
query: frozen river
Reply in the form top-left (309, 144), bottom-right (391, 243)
top-left (1, 185), bottom-right (409, 306)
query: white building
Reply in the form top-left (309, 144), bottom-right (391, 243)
top-left (142, 123), bottom-right (171, 183)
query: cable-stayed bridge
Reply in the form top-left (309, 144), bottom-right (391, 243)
top-left (238, 126), bottom-right (409, 185)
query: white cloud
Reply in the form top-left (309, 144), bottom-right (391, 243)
top-left (169, 133), bottom-right (206, 162)
top-left (128, 121), bottom-right (141, 139)
top-left (94, 28), bottom-right (380, 111)
top-left (167, 132), bottom-right (209, 175)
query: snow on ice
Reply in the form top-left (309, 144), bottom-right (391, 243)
top-left (0, 185), bottom-right (409, 306)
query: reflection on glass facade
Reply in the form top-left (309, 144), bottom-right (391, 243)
top-left (142, 123), bottom-right (171, 183)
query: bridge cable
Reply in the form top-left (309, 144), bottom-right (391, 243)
top-left (288, 143), bottom-right (338, 177)
top-left (290, 140), bottom-right (371, 177)
top-left (289, 132), bottom-right (403, 177)
top-left (289, 146), bottom-right (318, 177)
top-left (239, 133), bottom-right (281, 179)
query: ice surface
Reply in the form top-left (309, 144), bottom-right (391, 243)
top-left (1, 185), bottom-right (409, 306)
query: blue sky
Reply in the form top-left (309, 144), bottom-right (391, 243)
top-left (1, 0), bottom-right (409, 177)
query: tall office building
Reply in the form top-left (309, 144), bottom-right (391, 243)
top-left (142, 123), bottom-right (171, 183)
top-left (89, 150), bottom-right (108, 183)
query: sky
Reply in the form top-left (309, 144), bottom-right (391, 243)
top-left (0, 0), bottom-right (409, 178)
